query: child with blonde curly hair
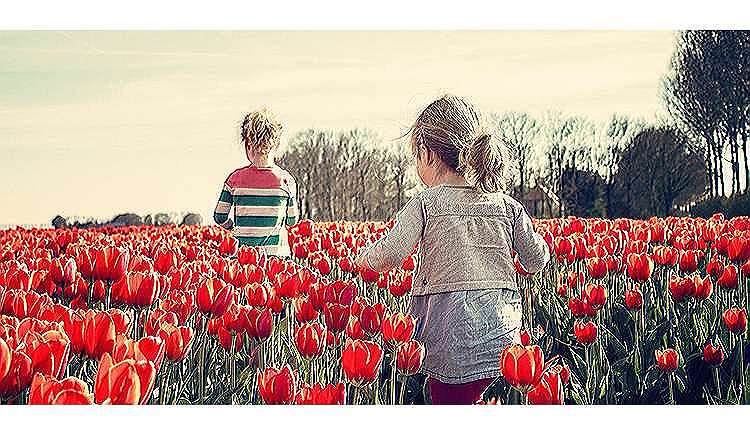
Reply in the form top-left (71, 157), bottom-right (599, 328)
top-left (213, 107), bottom-right (299, 257)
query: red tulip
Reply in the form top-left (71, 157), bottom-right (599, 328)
top-left (586, 257), bottom-right (607, 279)
top-left (566, 271), bottom-right (584, 290)
top-left (359, 302), bottom-right (386, 337)
top-left (341, 339), bottom-right (383, 387)
top-left (583, 284), bottom-right (607, 309)
top-left (243, 307), bottom-right (273, 341)
top-left (692, 276), bottom-right (713, 300)
top-left (624, 287), bottom-right (643, 311)
top-left (703, 343), bottom-right (724, 366)
top-left (292, 297), bottom-right (319, 323)
top-left (519, 329), bottom-right (531, 346)
top-left (111, 272), bottom-right (161, 307)
top-left (91, 246), bottom-right (129, 282)
top-left (153, 247), bottom-right (178, 275)
top-left (94, 352), bottom-right (156, 405)
top-left (112, 336), bottom-right (165, 371)
top-left (158, 324), bottom-right (194, 361)
top-left (0, 348), bottom-right (33, 398)
top-left (723, 307), bottom-right (747, 334)
top-left (196, 277), bottom-right (234, 319)
top-left (218, 236), bottom-right (238, 257)
top-left (345, 317), bottom-right (366, 340)
top-left (655, 348), bottom-right (679, 372)
top-left (143, 309), bottom-right (179, 336)
top-left (237, 246), bottom-right (266, 267)
top-left (668, 276), bottom-right (695, 303)
top-left (381, 312), bottom-right (416, 346)
top-left (568, 297), bottom-right (596, 318)
top-left (323, 302), bottom-right (351, 334)
top-left (359, 265), bottom-right (379, 284)
top-left (706, 255), bottom-right (725, 279)
top-left (499, 344), bottom-right (544, 393)
top-left (81, 311), bottom-right (117, 360)
top-left (717, 265), bottom-right (738, 290)
top-left (312, 256), bottom-right (331, 275)
top-left (217, 325), bottom-right (243, 351)
top-left (257, 366), bottom-right (296, 405)
top-left (402, 256), bottom-right (415, 271)
top-left (245, 282), bottom-right (270, 307)
top-left (295, 323), bottom-right (326, 359)
top-left (678, 250), bottom-right (699, 273)
top-left (573, 320), bottom-right (597, 345)
top-left (28, 373), bottom-right (94, 405)
top-left (295, 382), bottom-right (346, 405)
top-left (0, 337), bottom-right (10, 382)
top-left (49, 257), bottom-right (77, 288)
top-left (527, 369), bottom-right (565, 405)
top-left (23, 330), bottom-right (70, 379)
top-left (727, 236), bottom-right (750, 264)
top-left (652, 246), bottom-right (678, 267)
top-left (626, 253), bottom-right (653, 282)
top-left (396, 340), bottom-right (425, 376)
top-left (323, 280), bottom-right (357, 306)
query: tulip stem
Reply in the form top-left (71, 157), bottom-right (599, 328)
top-left (105, 281), bottom-right (112, 311)
top-left (714, 366), bottom-right (722, 400)
top-left (198, 326), bottom-right (207, 405)
top-left (230, 333), bottom-right (237, 405)
top-left (391, 354), bottom-right (397, 405)
top-left (739, 335), bottom-right (746, 404)
top-left (399, 377), bottom-right (407, 405)
top-left (353, 386), bottom-right (361, 406)
top-left (667, 373), bottom-right (675, 405)
top-left (160, 362), bottom-right (170, 405)
top-left (584, 345), bottom-right (592, 404)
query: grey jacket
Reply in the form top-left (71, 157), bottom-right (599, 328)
top-left (359, 185), bottom-right (550, 296)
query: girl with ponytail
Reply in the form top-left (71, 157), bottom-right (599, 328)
top-left (356, 94), bottom-right (550, 404)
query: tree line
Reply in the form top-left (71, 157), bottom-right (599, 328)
top-left (47, 31), bottom-right (750, 226)
top-left (280, 30), bottom-right (750, 222)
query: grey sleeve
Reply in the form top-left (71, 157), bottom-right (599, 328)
top-left (511, 201), bottom-right (550, 274)
top-left (358, 196), bottom-right (424, 272)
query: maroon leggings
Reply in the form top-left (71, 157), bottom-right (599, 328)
top-left (428, 377), bottom-right (494, 405)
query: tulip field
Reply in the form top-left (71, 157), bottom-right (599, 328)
top-left (1, 213), bottom-right (750, 405)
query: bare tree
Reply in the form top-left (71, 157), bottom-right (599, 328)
top-left (662, 30), bottom-right (750, 197)
top-left (491, 112), bottom-right (538, 197)
top-left (278, 129), bottom-right (418, 222)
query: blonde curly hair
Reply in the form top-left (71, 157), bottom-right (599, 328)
top-left (240, 107), bottom-right (283, 156)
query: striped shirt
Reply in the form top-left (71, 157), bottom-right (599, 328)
top-left (213, 164), bottom-right (299, 256)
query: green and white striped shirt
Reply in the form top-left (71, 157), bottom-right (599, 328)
top-left (213, 164), bottom-right (299, 256)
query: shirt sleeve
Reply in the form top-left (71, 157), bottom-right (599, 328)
top-left (285, 175), bottom-right (299, 227)
top-left (511, 201), bottom-right (550, 274)
top-left (213, 181), bottom-right (233, 226)
top-left (358, 195), bottom-right (424, 272)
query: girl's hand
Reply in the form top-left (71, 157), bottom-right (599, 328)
top-left (354, 253), bottom-right (367, 269)
top-left (220, 218), bottom-right (234, 230)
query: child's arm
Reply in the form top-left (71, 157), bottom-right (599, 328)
top-left (356, 196), bottom-right (424, 272)
top-left (284, 176), bottom-right (299, 227)
top-left (511, 202), bottom-right (550, 274)
top-left (213, 182), bottom-right (234, 230)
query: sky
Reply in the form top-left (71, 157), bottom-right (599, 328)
top-left (0, 31), bottom-right (676, 226)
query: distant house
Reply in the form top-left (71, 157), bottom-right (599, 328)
top-left (515, 182), bottom-right (565, 218)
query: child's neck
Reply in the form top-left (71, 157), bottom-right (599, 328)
top-left (251, 156), bottom-right (274, 168)
top-left (434, 172), bottom-right (469, 187)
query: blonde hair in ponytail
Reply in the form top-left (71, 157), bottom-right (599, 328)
top-left (459, 131), bottom-right (511, 193)
top-left (411, 94), bottom-right (511, 193)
